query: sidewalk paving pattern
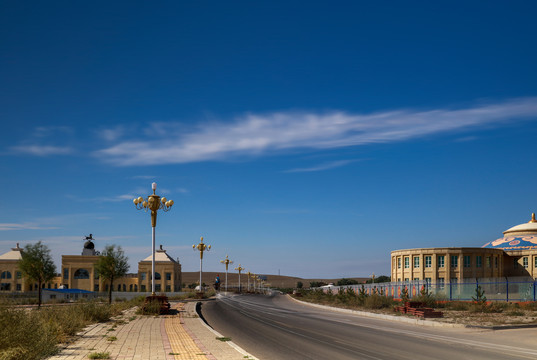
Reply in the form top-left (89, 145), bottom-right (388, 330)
top-left (47, 302), bottom-right (253, 360)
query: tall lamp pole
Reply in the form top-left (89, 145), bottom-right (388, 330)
top-left (193, 237), bottom-right (211, 292)
top-left (246, 271), bottom-right (252, 292)
top-left (252, 274), bottom-right (257, 293)
top-left (133, 182), bottom-right (174, 295)
top-left (220, 255), bottom-right (233, 292)
top-left (235, 264), bottom-right (245, 293)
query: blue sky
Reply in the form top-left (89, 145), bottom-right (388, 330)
top-left (1, 1), bottom-right (536, 278)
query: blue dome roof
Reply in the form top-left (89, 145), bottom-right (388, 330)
top-left (482, 236), bottom-right (537, 251)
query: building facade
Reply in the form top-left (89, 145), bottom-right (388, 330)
top-left (137, 245), bottom-right (182, 292)
top-left (0, 235), bottom-right (182, 293)
top-left (391, 213), bottom-right (537, 282)
top-left (0, 244), bottom-right (27, 291)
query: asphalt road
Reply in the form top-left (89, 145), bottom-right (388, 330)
top-left (200, 293), bottom-right (537, 360)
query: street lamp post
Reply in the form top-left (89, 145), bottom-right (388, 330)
top-left (234, 264), bottom-right (245, 293)
top-left (133, 182), bottom-right (174, 295)
top-left (246, 271), bottom-right (252, 292)
top-left (220, 255), bottom-right (233, 292)
top-left (193, 237), bottom-right (211, 292)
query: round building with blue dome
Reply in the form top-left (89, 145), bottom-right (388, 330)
top-left (482, 213), bottom-right (537, 252)
top-left (391, 213), bottom-right (537, 283)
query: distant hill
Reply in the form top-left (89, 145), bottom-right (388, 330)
top-left (181, 271), bottom-right (368, 289)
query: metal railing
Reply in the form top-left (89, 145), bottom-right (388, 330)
top-left (322, 276), bottom-right (537, 302)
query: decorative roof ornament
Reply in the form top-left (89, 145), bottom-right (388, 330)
top-left (482, 212), bottom-right (537, 251)
top-left (82, 234), bottom-right (99, 255)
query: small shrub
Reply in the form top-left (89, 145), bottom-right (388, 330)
top-left (507, 310), bottom-right (525, 317)
top-left (364, 294), bottom-right (394, 309)
top-left (400, 287), bottom-right (409, 304)
top-left (357, 285), bottom-right (368, 305)
top-left (413, 287), bottom-right (438, 308)
top-left (106, 336), bottom-right (117, 342)
top-left (88, 352), bottom-right (110, 359)
top-left (522, 302), bottom-right (537, 311)
top-left (446, 301), bottom-right (471, 311)
top-left (0, 306), bottom-right (59, 360)
top-left (487, 302), bottom-right (508, 313)
top-left (137, 299), bottom-right (162, 315)
top-left (472, 285), bottom-right (487, 305)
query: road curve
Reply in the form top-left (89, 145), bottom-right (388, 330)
top-left (200, 293), bottom-right (537, 360)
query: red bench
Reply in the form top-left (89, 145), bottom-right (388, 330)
top-left (394, 301), bottom-right (443, 318)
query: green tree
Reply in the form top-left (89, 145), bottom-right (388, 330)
top-left (95, 245), bottom-right (129, 304)
top-left (365, 275), bottom-right (391, 284)
top-left (337, 278), bottom-right (359, 286)
top-left (401, 286), bottom-right (410, 304)
top-left (18, 241), bottom-right (56, 308)
top-left (472, 285), bottom-right (487, 305)
top-left (296, 281), bottom-right (303, 289)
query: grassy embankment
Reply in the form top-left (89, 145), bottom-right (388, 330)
top-left (0, 298), bottom-right (143, 360)
top-left (294, 287), bottom-right (537, 323)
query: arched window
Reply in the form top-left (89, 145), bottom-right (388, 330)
top-left (117, 284), bottom-right (121, 291)
top-left (134, 284), bottom-right (138, 292)
top-left (1, 271), bottom-right (12, 279)
top-left (122, 284), bottom-right (126, 292)
top-left (153, 272), bottom-right (161, 280)
top-left (74, 269), bottom-right (90, 279)
top-left (129, 284), bottom-right (133, 292)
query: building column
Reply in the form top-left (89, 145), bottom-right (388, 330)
top-left (432, 254), bottom-right (437, 282)
top-left (420, 254), bottom-right (425, 280)
top-left (68, 265), bottom-right (72, 289)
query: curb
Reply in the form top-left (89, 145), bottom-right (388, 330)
top-left (288, 295), bottom-right (537, 330)
top-left (287, 295), bottom-right (466, 328)
top-left (191, 301), bottom-right (259, 360)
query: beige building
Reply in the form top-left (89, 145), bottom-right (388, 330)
top-left (0, 235), bottom-right (182, 293)
top-left (392, 213), bottom-right (537, 283)
top-left (0, 244), bottom-right (28, 292)
top-left (137, 245), bottom-right (182, 292)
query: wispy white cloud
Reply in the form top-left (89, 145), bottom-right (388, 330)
top-left (285, 159), bottom-right (357, 173)
top-left (9, 126), bottom-right (75, 157)
top-left (97, 126), bottom-right (127, 142)
top-left (132, 175), bottom-right (156, 180)
top-left (454, 136), bottom-right (479, 142)
top-left (95, 97), bottom-right (537, 166)
top-left (0, 222), bottom-right (59, 231)
top-left (10, 145), bottom-right (73, 156)
top-left (33, 126), bottom-right (73, 138)
top-left (65, 193), bottom-right (136, 203)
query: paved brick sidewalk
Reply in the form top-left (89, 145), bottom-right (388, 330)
top-left (47, 302), bottom-right (254, 360)
top-left (181, 302), bottom-right (257, 360)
